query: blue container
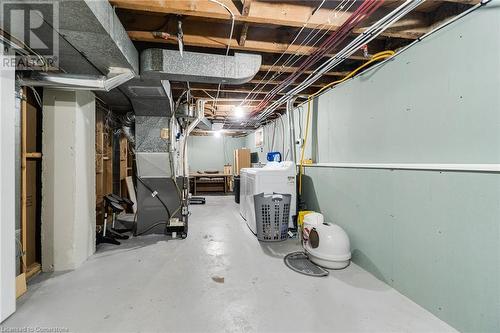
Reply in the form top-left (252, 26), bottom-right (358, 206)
top-left (267, 151), bottom-right (282, 162)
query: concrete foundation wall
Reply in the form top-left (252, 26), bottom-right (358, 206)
top-left (0, 52), bottom-right (16, 323)
top-left (42, 89), bottom-right (96, 272)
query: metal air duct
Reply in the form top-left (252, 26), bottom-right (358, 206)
top-left (18, 69), bottom-right (134, 91)
top-left (141, 49), bottom-right (261, 84)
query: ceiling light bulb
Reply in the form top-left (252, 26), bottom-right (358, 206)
top-left (214, 130), bottom-right (221, 138)
top-left (234, 106), bottom-right (244, 118)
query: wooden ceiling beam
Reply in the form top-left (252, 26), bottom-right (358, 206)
top-left (112, 0), bottom-right (430, 40)
top-left (171, 86), bottom-right (318, 99)
top-left (249, 79), bottom-right (323, 88)
top-left (172, 86), bottom-right (270, 95)
top-left (259, 65), bottom-right (349, 77)
top-left (128, 30), bottom-right (371, 60)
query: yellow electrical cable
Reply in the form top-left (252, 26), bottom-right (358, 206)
top-left (298, 50), bottom-right (395, 195)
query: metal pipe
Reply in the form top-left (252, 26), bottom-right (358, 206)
top-left (287, 98), bottom-right (297, 163)
top-left (208, 0), bottom-right (235, 107)
top-left (174, 98), bottom-right (207, 231)
top-left (288, 0), bottom-right (490, 113)
top-left (121, 112), bottom-right (135, 148)
top-left (182, 99), bottom-right (206, 177)
top-left (18, 69), bottom-right (134, 91)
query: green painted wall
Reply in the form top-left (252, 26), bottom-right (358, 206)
top-left (245, 4), bottom-right (500, 332)
top-left (302, 168), bottom-right (499, 332)
top-left (244, 111), bottom-right (309, 163)
top-left (297, 5), bottom-right (500, 333)
top-left (187, 135), bottom-right (246, 172)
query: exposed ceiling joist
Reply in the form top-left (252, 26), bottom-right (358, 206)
top-left (128, 30), bottom-right (372, 60)
top-left (112, 0), bottom-right (433, 40)
top-left (249, 79), bottom-right (323, 88)
top-left (442, 0), bottom-right (479, 3)
top-left (259, 65), bottom-right (349, 77)
top-left (172, 84), bottom-right (318, 96)
top-left (113, 0), bottom-right (479, 126)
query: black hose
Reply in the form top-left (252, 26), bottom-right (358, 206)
top-left (136, 176), bottom-right (171, 219)
top-left (135, 221), bottom-right (168, 236)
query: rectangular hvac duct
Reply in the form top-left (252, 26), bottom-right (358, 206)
top-left (141, 49), bottom-right (261, 85)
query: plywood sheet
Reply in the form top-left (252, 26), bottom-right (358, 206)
top-left (25, 160), bottom-right (38, 267)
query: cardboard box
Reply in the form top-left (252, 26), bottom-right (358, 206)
top-left (234, 148), bottom-right (251, 175)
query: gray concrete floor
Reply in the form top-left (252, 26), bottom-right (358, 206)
top-left (2, 196), bottom-right (456, 333)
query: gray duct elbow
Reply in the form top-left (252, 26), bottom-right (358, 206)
top-left (17, 69), bottom-right (135, 91)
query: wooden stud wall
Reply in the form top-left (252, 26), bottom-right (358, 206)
top-left (18, 87), bottom-right (43, 296)
top-left (95, 106), bottom-right (113, 226)
top-left (95, 106), bottom-right (134, 224)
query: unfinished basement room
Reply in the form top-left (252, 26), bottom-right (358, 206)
top-left (0, 0), bottom-right (499, 332)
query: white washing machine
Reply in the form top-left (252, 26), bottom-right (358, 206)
top-left (240, 161), bottom-right (297, 234)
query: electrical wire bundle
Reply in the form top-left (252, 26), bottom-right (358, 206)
top-left (256, 0), bottom-right (425, 123)
top-left (228, 0), bottom-right (357, 128)
top-left (251, 0), bottom-right (385, 116)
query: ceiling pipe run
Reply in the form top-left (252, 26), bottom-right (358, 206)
top-left (18, 69), bottom-right (134, 92)
top-left (252, 0), bottom-right (425, 125)
top-left (287, 98), bottom-right (297, 164)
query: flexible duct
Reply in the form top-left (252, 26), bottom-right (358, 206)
top-left (121, 112), bottom-right (135, 147)
top-left (18, 69), bottom-right (134, 91)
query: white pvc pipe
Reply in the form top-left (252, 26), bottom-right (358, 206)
top-left (287, 99), bottom-right (297, 163)
top-left (18, 69), bottom-right (135, 91)
top-left (301, 163), bottom-right (500, 173)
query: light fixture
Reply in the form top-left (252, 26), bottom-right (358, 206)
top-left (214, 130), bottom-right (221, 138)
top-left (212, 122), bottom-right (224, 131)
top-left (234, 106), bottom-right (244, 118)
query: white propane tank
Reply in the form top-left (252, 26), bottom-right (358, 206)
top-left (304, 221), bottom-right (351, 270)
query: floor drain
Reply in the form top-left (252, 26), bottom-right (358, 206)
top-left (284, 251), bottom-right (329, 277)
